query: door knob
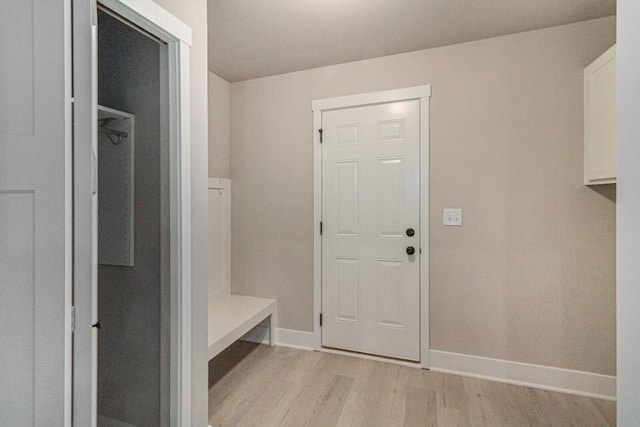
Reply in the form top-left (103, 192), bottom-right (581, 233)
top-left (406, 246), bottom-right (416, 255)
top-left (406, 228), bottom-right (415, 237)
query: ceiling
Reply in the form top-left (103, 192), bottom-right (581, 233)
top-left (208, 0), bottom-right (615, 82)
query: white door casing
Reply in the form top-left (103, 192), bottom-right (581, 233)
top-left (72, 1), bottom-right (193, 425)
top-left (313, 86), bottom-right (431, 367)
top-left (320, 98), bottom-right (422, 361)
top-left (0, 0), bottom-right (73, 425)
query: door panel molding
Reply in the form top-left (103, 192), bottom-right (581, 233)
top-left (312, 85), bottom-right (431, 368)
top-left (0, 0), bottom-right (73, 424)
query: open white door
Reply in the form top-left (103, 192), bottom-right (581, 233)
top-left (0, 0), bottom-right (72, 425)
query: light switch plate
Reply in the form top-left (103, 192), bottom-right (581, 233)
top-left (443, 208), bottom-right (463, 226)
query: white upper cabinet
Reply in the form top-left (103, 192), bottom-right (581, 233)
top-left (584, 45), bottom-right (616, 185)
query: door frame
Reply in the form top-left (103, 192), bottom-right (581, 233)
top-left (72, 0), bottom-right (193, 425)
top-left (312, 85), bottom-right (432, 369)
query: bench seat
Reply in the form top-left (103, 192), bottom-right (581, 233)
top-left (208, 294), bottom-right (277, 360)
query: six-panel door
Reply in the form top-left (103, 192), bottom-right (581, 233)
top-left (321, 100), bottom-right (421, 361)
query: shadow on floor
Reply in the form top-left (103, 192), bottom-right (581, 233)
top-left (208, 340), bottom-right (262, 389)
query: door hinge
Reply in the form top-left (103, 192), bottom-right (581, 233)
top-left (320, 221), bottom-right (323, 235)
top-left (320, 313), bottom-right (323, 326)
top-left (71, 306), bottom-right (75, 333)
top-left (319, 128), bottom-right (323, 143)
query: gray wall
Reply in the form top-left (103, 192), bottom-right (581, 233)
top-left (616, 1), bottom-right (640, 424)
top-left (229, 17), bottom-right (617, 375)
top-left (98, 12), bottom-right (164, 427)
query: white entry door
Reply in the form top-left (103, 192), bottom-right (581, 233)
top-left (0, 0), bottom-right (72, 425)
top-left (321, 100), bottom-right (421, 361)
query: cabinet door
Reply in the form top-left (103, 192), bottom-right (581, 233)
top-left (584, 45), bottom-right (616, 185)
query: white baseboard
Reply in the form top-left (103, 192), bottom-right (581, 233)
top-left (241, 326), bottom-right (313, 350)
top-left (429, 350), bottom-right (616, 401)
top-left (277, 328), bottom-right (314, 350)
top-left (242, 328), bottom-right (615, 401)
top-left (97, 415), bottom-right (136, 427)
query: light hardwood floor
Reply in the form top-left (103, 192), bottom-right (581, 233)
top-left (208, 341), bottom-right (615, 427)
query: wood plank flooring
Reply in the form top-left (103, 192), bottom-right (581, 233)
top-left (208, 341), bottom-right (616, 427)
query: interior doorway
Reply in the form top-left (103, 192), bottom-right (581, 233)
top-left (313, 86), bottom-right (431, 366)
top-left (95, 9), bottom-right (170, 426)
top-left (72, 1), bottom-right (193, 425)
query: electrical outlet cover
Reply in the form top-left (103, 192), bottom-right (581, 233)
top-left (443, 208), bottom-right (463, 226)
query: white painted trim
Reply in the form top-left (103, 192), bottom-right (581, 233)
top-left (312, 85), bottom-right (432, 366)
top-left (240, 328), bottom-right (616, 401)
top-left (207, 177), bottom-right (231, 302)
top-left (430, 350), bottom-right (617, 401)
top-left (277, 328), bottom-right (315, 350)
top-left (312, 108), bottom-right (323, 352)
top-left (72, 2), bottom-right (192, 426)
top-left (208, 295), bottom-right (276, 360)
top-left (98, 0), bottom-right (192, 46)
top-left (419, 94), bottom-right (431, 369)
top-left (173, 39), bottom-right (192, 427)
top-left (312, 85), bottom-right (432, 112)
top-left (242, 327), bottom-right (315, 351)
top-left (71, 2), bottom-right (99, 425)
top-left (208, 177), bottom-right (231, 190)
top-left (64, 1), bottom-right (73, 425)
top-left (242, 327), bottom-right (418, 367)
